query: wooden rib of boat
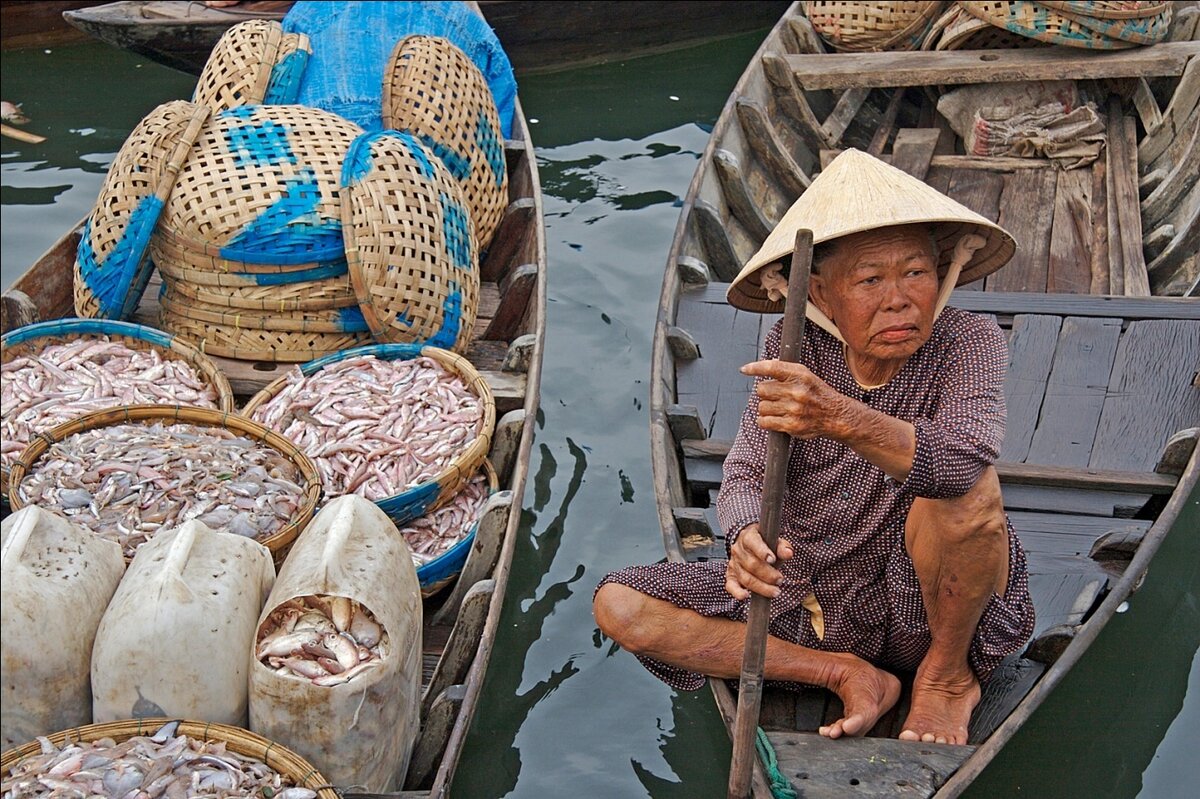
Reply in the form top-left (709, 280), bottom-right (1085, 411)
top-left (0, 6), bottom-right (545, 795)
top-left (650, 3), bottom-right (1200, 797)
top-left (59, 0), bottom-right (792, 75)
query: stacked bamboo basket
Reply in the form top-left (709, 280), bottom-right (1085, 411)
top-left (801, 1), bottom-right (1174, 52)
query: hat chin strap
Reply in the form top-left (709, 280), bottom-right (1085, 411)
top-left (757, 233), bottom-right (988, 345)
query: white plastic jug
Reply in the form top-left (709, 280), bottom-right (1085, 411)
top-left (1, 506), bottom-right (124, 748)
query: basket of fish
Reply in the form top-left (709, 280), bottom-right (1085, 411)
top-left (6, 405), bottom-right (322, 562)
top-left (1, 318), bottom-right (236, 505)
top-left (0, 718), bottom-right (337, 798)
top-left (242, 342), bottom-right (495, 526)
top-left (402, 458), bottom-right (498, 596)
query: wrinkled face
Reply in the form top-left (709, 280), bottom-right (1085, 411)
top-left (809, 225), bottom-right (939, 365)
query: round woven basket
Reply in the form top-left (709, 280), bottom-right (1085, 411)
top-left (159, 308), bottom-right (373, 362)
top-left (382, 34), bottom-right (509, 248)
top-left (0, 718), bottom-right (337, 798)
top-left (74, 101), bottom-right (209, 321)
top-left (241, 343), bottom-right (496, 526)
top-left (341, 129), bottom-right (479, 353)
top-left (158, 104), bottom-right (361, 273)
top-left (164, 273), bottom-right (357, 312)
top-left (1041, 1), bottom-right (1171, 19)
top-left (192, 19), bottom-right (312, 112)
top-left (802, 1), bottom-right (947, 51)
top-left (1, 318), bottom-right (235, 504)
top-left (151, 225), bottom-right (351, 278)
top-left (1040, 1), bottom-right (1172, 44)
top-left (414, 458), bottom-right (498, 598)
top-left (7, 404), bottom-right (323, 562)
top-left (923, 4), bottom-right (1050, 49)
top-left (957, 1), bottom-right (1138, 48)
top-left (159, 287), bottom-right (370, 334)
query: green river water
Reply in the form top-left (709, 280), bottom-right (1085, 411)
top-left (2, 29), bottom-right (1196, 799)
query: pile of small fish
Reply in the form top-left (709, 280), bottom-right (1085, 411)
top-left (400, 472), bottom-right (490, 566)
top-left (257, 594), bottom-right (388, 686)
top-left (2, 336), bottom-right (220, 474)
top-left (16, 422), bottom-right (307, 558)
top-left (250, 355), bottom-right (484, 500)
top-left (1, 720), bottom-right (318, 799)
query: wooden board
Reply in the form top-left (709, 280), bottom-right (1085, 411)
top-left (947, 290), bottom-right (1200, 320)
top-left (784, 43), bottom-right (1200, 90)
top-left (988, 168), bottom-right (1057, 293)
top-left (1047, 168), bottom-right (1094, 294)
top-left (1008, 510), bottom-right (1151, 576)
top-left (1000, 314), bottom-right (1061, 464)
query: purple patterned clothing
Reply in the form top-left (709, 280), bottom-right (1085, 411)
top-left (599, 308), bottom-right (1035, 691)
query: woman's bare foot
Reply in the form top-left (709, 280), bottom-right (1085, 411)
top-left (818, 655), bottom-right (902, 739)
top-left (899, 660), bottom-right (980, 745)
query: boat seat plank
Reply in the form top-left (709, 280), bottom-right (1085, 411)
top-left (1025, 316), bottom-right (1122, 468)
top-left (1000, 314), bottom-right (1061, 464)
top-left (765, 732), bottom-right (973, 798)
top-left (1010, 510), bottom-right (1151, 576)
top-left (947, 290), bottom-right (1200, 320)
top-left (783, 42), bottom-right (1200, 91)
top-left (1000, 484), bottom-right (1151, 519)
top-left (1090, 319), bottom-right (1200, 473)
top-left (1047, 168), bottom-right (1095, 294)
top-left (987, 168), bottom-right (1057, 293)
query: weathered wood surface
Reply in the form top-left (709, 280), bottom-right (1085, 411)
top-left (784, 42), bottom-right (1200, 91)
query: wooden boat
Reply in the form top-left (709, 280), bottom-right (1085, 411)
top-left (0, 7), bottom-right (545, 796)
top-left (0, 1), bottom-right (105, 50)
top-left (650, 3), bottom-right (1200, 796)
top-left (60, 0), bottom-right (792, 76)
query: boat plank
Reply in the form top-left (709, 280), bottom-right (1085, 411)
top-left (969, 657), bottom-right (1044, 743)
top-left (766, 733), bottom-right (972, 798)
top-left (889, 128), bottom-right (940, 180)
top-left (946, 168), bottom-right (1004, 223)
top-left (1107, 102), bottom-right (1150, 296)
top-left (1000, 314), bottom-right (1060, 464)
top-left (947, 291), bottom-right (1200, 320)
top-left (988, 168), bottom-right (1057, 293)
top-left (999, 484), bottom-right (1150, 519)
top-left (1047, 168), bottom-right (1094, 294)
top-left (1026, 316), bottom-right (1122, 468)
top-left (783, 43), bottom-right (1200, 91)
top-left (1091, 319), bottom-right (1200, 473)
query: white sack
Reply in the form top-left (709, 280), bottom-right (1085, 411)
top-left (90, 519), bottom-right (274, 725)
top-left (249, 495), bottom-right (422, 792)
top-left (1, 506), bottom-right (125, 748)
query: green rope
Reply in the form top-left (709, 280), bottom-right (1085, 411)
top-left (755, 727), bottom-right (798, 799)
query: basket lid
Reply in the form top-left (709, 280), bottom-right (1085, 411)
top-left (341, 130), bottom-right (480, 353)
top-left (1039, 1), bottom-right (1172, 44)
top-left (192, 19), bottom-right (312, 112)
top-left (957, 1), bottom-right (1138, 48)
top-left (74, 101), bottom-right (209, 320)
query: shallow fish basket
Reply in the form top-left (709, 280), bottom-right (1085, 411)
top-left (956, 1), bottom-right (1140, 48)
top-left (1038, 0), bottom-right (1172, 44)
top-left (923, 4), bottom-right (1048, 50)
top-left (159, 308), bottom-right (373, 363)
top-left (0, 718), bottom-right (338, 798)
top-left (241, 343), bottom-right (496, 526)
top-left (801, 1), bottom-right (947, 52)
top-left (0, 319), bottom-right (236, 505)
top-left (415, 458), bottom-right (498, 598)
top-left (192, 19), bottom-right (311, 113)
top-left (6, 405), bottom-right (323, 563)
top-left (74, 101), bottom-right (210, 321)
top-left (159, 286), bottom-right (370, 334)
top-left (382, 34), bottom-right (509, 248)
top-left (340, 129), bottom-right (480, 353)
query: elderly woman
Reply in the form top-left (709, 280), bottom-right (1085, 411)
top-left (594, 149), bottom-right (1035, 745)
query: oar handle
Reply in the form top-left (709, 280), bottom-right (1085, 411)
top-left (728, 228), bottom-right (812, 799)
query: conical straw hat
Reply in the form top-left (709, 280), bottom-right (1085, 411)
top-left (727, 148), bottom-right (1016, 314)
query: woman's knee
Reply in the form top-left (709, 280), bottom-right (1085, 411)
top-left (593, 582), bottom-right (650, 649)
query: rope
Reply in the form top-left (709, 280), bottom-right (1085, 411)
top-left (755, 727), bottom-right (798, 799)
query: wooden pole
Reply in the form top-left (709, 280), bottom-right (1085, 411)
top-left (1, 124), bottom-right (45, 144)
top-left (727, 228), bottom-right (812, 799)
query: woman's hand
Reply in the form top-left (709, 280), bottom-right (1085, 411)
top-left (742, 360), bottom-right (847, 439)
top-left (725, 523), bottom-right (794, 601)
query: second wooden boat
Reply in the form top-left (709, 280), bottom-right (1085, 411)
top-left (650, 2), bottom-right (1200, 796)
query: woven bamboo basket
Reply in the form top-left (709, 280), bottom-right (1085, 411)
top-left (923, 4), bottom-right (1049, 49)
top-left (192, 19), bottom-right (311, 113)
top-left (158, 104), bottom-right (361, 273)
top-left (802, 1), bottom-right (948, 51)
top-left (957, 1), bottom-right (1139, 48)
top-left (1041, 1), bottom-right (1171, 19)
top-left (74, 101), bottom-right (209, 321)
top-left (0, 318), bottom-right (235, 504)
top-left (158, 287), bottom-right (369, 334)
top-left (152, 224), bottom-right (352, 278)
top-left (7, 405), bottom-right (323, 563)
top-left (164, 273), bottom-right (357, 312)
top-left (341, 129), bottom-right (479, 353)
top-left (413, 458), bottom-right (498, 598)
top-left (382, 34), bottom-right (508, 248)
top-left (153, 248), bottom-right (350, 291)
top-left (241, 343), bottom-right (496, 526)
top-left (159, 309), bottom-right (373, 362)
top-left (1041, 1), bottom-right (1172, 44)
top-left (0, 718), bottom-right (337, 798)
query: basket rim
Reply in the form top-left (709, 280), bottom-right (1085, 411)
top-left (957, 0), bottom-right (1138, 49)
top-left (804, 0), bottom-right (946, 51)
top-left (0, 717), bottom-right (338, 796)
top-left (6, 404), bottom-right (323, 558)
top-left (163, 273), bottom-right (358, 312)
top-left (1040, 1), bottom-right (1171, 20)
top-left (241, 344), bottom-right (496, 524)
top-left (159, 289), bottom-right (369, 334)
top-left (414, 456), bottom-right (499, 592)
